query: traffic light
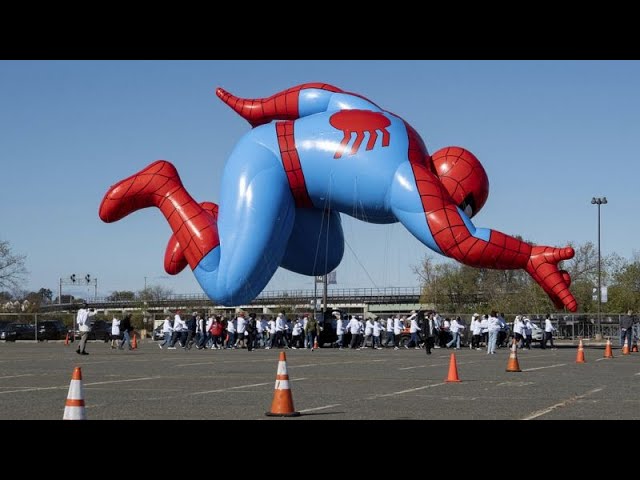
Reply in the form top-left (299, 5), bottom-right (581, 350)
top-left (70, 274), bottom-right (76, 283)
top-left (85, 274), bottom-right (91, 284)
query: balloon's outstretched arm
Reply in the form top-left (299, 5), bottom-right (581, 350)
top-left (430, 205), bottom-right (577, 312)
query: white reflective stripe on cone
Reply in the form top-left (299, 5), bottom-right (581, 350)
top-left (277, 362), bottom-right (288, 375)
top-left (275, 379), bottom-right (290, 390)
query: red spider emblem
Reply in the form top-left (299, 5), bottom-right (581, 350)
top-left (329, 110), bottom-right (391, 159)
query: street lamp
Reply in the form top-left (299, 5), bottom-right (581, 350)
top-left (591, 196), bottom-right (607, 337)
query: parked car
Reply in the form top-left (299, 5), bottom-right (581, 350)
top-left (37, 320), bottom-right (70, 340)
top-left (8, 323), bottom-right (36, 341)
top-left (153, 324), bottom-right (164, 341)
top-left (0, 321), bottom-right (17, 342)
top-left (73, 320), bottom-right (112, 342)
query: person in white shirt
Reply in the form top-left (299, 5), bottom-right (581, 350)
top-left (522, 317), bottom-right (533, 350)
top-left (363, 319), bottom-right (374, 349)
top-left (513, 315), bottom-right (524, 349)
top-left (346, 315), bottom-right (361, 349)
top-left (110, 316), bottom-right (121, 350)
top-left (266, 317), bottom-right (277, 349)
top-left (169, 311), bottom-right (185, 349)
top-left (446, 316), bottom-right (464, 349)
top-left (235, 312), bottom-right (247, 349)
top-left (275, 312), bottom-right (289, 348)
top-left (542, 314), bottom-right (556, 349)
top-left (335, 312), bottom-right (345, 349)
top-left (470, 313), bottom-right (481, 350)
top-left (480, 314), bottom-right (489, 347)
top-left (256, 315), bottom-right (266, 348)
top-left (159, 315), bottom-right (173, 349)
top-left (226, 316), bottom-right (237, 349)
top-left (383, 316), bottom-right (394, 348)
top-left (372, 318), bottom-right (383, 349)
top-left (406, 311), bottom-right (421, 349)
top-left (487, 311), bottom-right (501, 354)
top-left (76, 303), bottom-right (97, 355)
top-left (291, 317), bottom-right (303, 349)
top-left (392, 315), bottom-right (403, 349)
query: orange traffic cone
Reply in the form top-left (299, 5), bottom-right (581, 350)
top-left (265, 352), bottom-right (300, 417)
top-left (506, 339), bottom-right (522, 372)
top-left (604, 338), bottom-right (614, 358)
top-left (63, 367), bottom-right (86, 420)
top-left (445, 353), bottom-right (461, 382)
top-left (622, 338), bottom-right (629, 355)
top-left (64, 332), bottom-right (70, 346)
top-left (131, 332), bottom-right (138, 350)
top-left (313, 336), bottom-right (319, 350)
top-left (576, 339), bottom-right (586, 363)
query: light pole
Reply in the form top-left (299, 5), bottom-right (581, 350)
top-left (591, 196), bottom-right (607, 337)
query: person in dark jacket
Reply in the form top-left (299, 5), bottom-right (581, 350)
top-left (184, 313), bottom-right (197, 350)
top-left (118, 314), bottom-right (133, 350)
top-left (620, 309), bottom-right (634, 348)
top-left (245, 313), bottom-right (257, 351)
top-left (419, 310), bottom-right (436, 355)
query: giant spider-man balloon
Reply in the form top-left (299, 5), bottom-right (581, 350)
top-left (99, 83), bottom-right (577, 311)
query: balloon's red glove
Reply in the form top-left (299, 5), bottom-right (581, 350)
top-left (525, 246), bottom-right (577, 311)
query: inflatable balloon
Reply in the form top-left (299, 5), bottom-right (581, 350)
top-left (99, 83), bottom-right (577, 311)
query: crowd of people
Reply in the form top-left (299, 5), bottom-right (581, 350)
top-left (139, 309), bottom-right (566, 355)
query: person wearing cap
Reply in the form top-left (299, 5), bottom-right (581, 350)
top-left (406, 310), bottom-right (421, 349)
top-left (75, 303), bottom-right (97, 355)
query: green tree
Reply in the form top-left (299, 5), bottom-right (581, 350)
top-left (137, 285), bottom-right (173, 302)
top-left (107, 291), bottom-right (136, 301)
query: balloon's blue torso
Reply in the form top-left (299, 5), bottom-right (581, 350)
top-left (242, 112), bottom-right (408, 223)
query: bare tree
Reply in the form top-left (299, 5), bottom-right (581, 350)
top-left (0, 240), bottom-right (27, 291)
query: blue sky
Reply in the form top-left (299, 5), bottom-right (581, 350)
top-left (1, 60), bottom-right (638, 299)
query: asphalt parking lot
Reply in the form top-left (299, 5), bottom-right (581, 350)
top-left (0, 341), bottom-right (639, 420)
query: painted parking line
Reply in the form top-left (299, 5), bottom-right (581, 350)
top-left (174, 361), bottom-right (216, 367)
top-left (299, 404), bottom-right (342, 413)
top-left (84, 377), bottom-right (159, 386)
top-left (289, 359), bottom-right (385, 369)
top-left (399, 360), bottom-right (480, 371)
top-left (189, 382), bottom-right (271, 396)
top-left (522, 363), bottom-right (566, 372)
top-left (0, 374), bottom-right (35, 379)
top-left (188, 377), bottom-right (308, 396)
top-left (0, 376), bottom-right (160, 395)
top-left (521, 387), bottom-right (604, 420)
top-left (368, 382), bottom-right (447, 399)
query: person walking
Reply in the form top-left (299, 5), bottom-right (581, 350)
top-left (159, 316), bottom-right (173, 349)
top-left (305, 315), bottom-right (320, 350)
top-left (542, 314), bottom-right (556, 350)
top-left (486, 311), bottom-right (500, 355)
top-left (119, 314), bottom-right (133, 350)
top-left (76, 303), bottom-right (97, 355)
top-left (620, 309), bottom-right (634, 349)
top-left (110, 315), bottom-right (121, 349)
